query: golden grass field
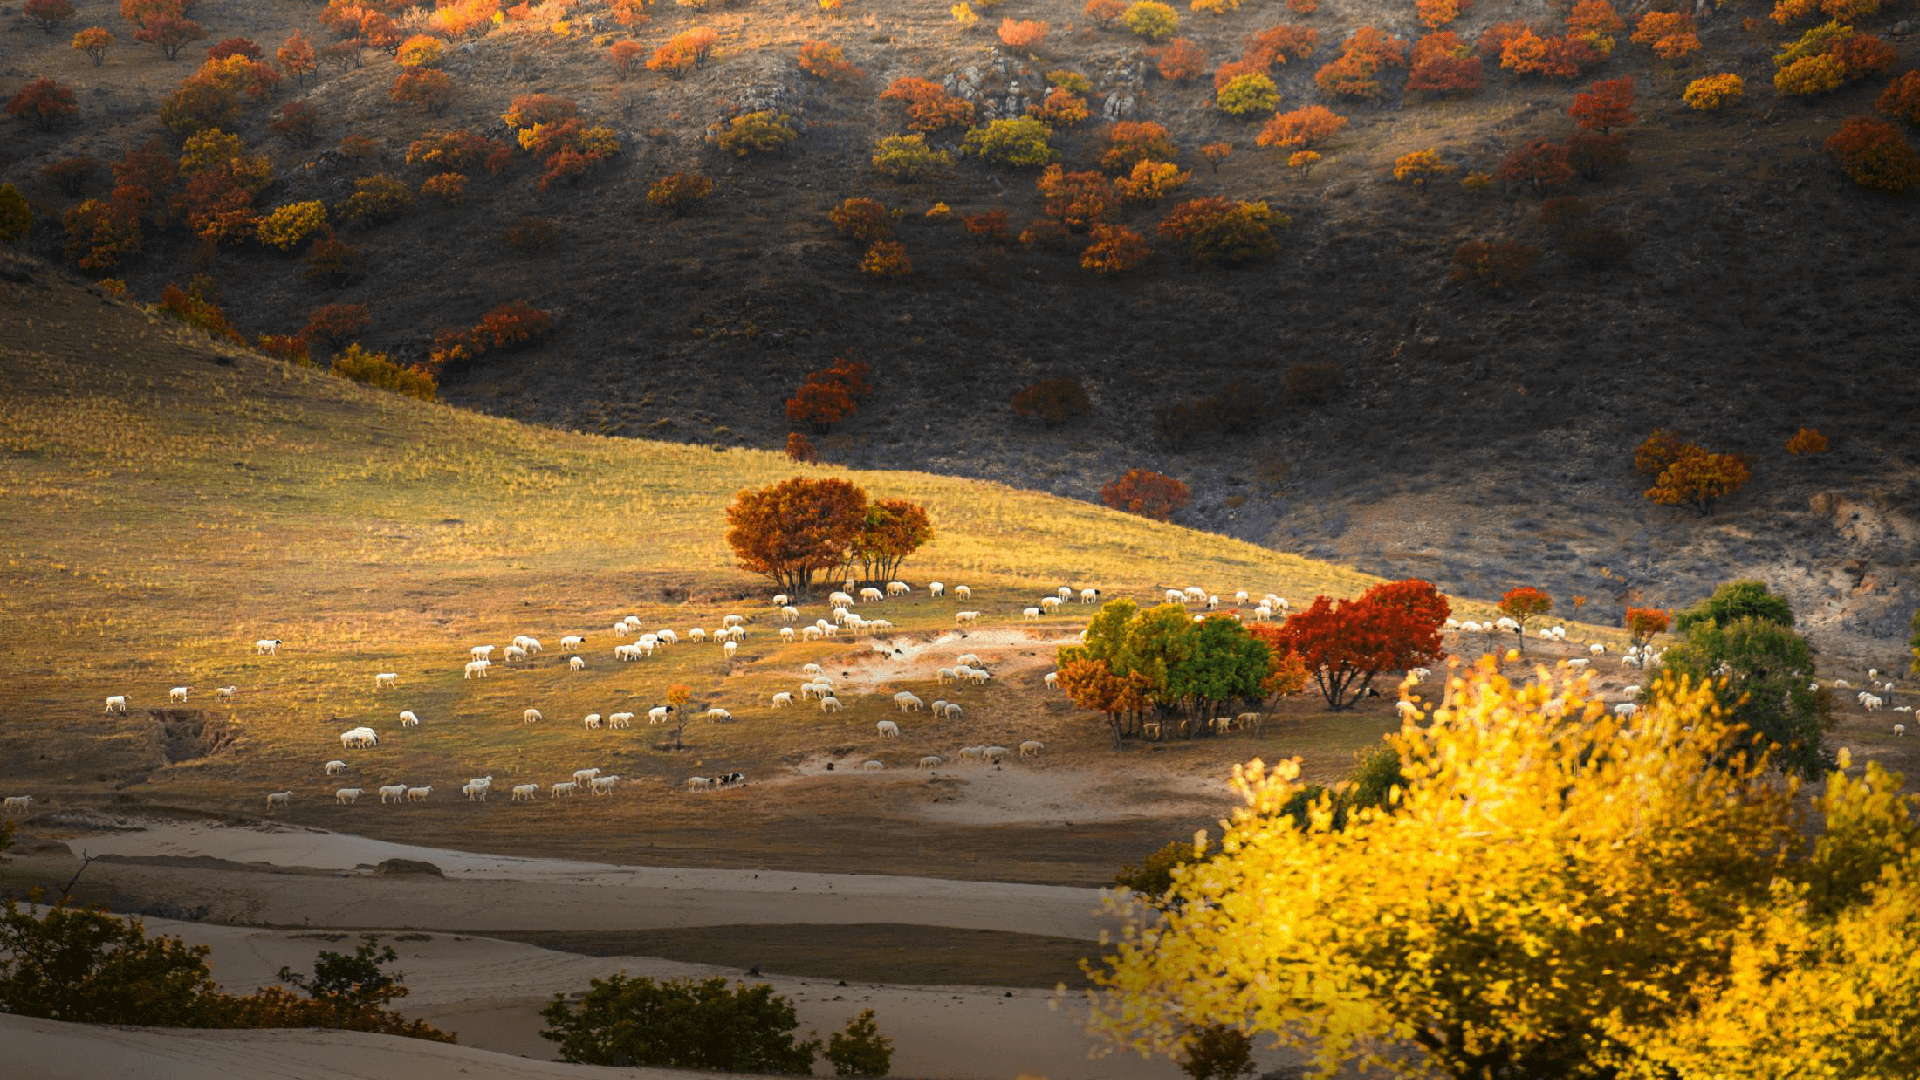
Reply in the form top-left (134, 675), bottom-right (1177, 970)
top-left (3, 264), bottom-right (1910, 889)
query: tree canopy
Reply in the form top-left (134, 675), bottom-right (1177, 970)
top-left (1268, 579), bottom-right (1450, 709)
top-left (1674, 578), bottom-right (1795, 631)
top-left (1083, 660), bottom-right (1920, 1080)
top-left (1058, 599), bottom-right (1290, 742)
top-left (1653, 613), bottom-right (1833, 778)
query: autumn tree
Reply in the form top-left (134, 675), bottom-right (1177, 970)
top-left (1630, 10), bottom-right (1699, 58)
top-left (1084, 659), bottom-right (1920, 1079)
top-left (646, 172), bottom-right (714, 215)
top-left (1152, 37), bottom-right (1205, 80)
top-left (1158, 198), bottom-right (1284, 264)
top-left (1568, 76), bottom-right (1636, 133)
top-left (1037, 166), bottom-right (1116, 230)
top-left (391, 69), bottom-right (453, 115)
top-left (1624, 605), bottom-right (1670, 651)
top-left (1826, 115), bottom-right (1920, 191)
top-left (277, 31), bottom-right (316, 85)
top-left (880, 76), bottom-right (974, 132)
top-left (26, 0), bottom-right (77, 36)
top-left (6, 78), bottom-right (77, 131)
top-left (1099, 121), bottom-right (1177, 171)
top-left (1406, 31), bottom-right (1482, 94)
top-left (784, 432), bottom-right (818, 464)
top-left (1058, 656), bottom-right (1154, 746)
top-left (1101, 469), bottom-right (1191, 521)
top-left (1497, 586), bottom-right (1552, 651)
top-left (1785, 427), bottom-right (1828, 455)
top-left (850, 497), bottom-right (933, 584)
top-left (1011, 377), bottom-right (1093, 427)
top-left (998, 18), bottom-right (1049, 50)
top-left (134, 11), bottom-right (207, 60)
top-left (1646, 446), bottom-right (1751, 515)
top-left (1313, 25), bottom-right (1406, 99)
top-left (724, 476), bottom-right (869, 596)
top-left (1268, 579), bottom-right (1449, 709)
top-left (73, 26), bottom-right (116, 65)
top-left (1496, 138), bottom-right (1572, 195)
top-left (785, 358), bottom-right (872, 434)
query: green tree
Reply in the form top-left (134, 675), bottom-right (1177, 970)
top-left (541, 974), bottom-right (820, 1072)
top-left (1674, 579), bottom-right (1796, 632)
top-left (0, 895), bottom-right (224, 1025)
top-left (1166, 615), bottom-right (1271, 720)
top-left (277, 936), bottom-right (407, 1011)
top-left (825, 1008), bottom-right (893, 1076)
top-left (1654, 615), bottom-right (1833, 779)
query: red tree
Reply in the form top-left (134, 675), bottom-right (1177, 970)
top-left (1271, 580), bottom-right (1449, 709)
top-left (134, 13), bottom-right (207, 60)
top-left (724, 476), bottom-right (869, 595)
top-left (1101, 469), bottom-right (1191, 521)
top-left (1497, 586), bottom-right (1553, 652)
top-left (206, 36), bottom-right (261, 61)
top-left (278, 31), bottom-right (316, 85)
top-left (1624, 606), bottom-right (1670, 651)
top-left (786, 358), bottom-right (872, 435)
top-left (1408, 32), bottom-right (1483, 94)
top-left (1152, 37), bottom-right (1206, 81)
top-left (785, 432), bottom-right (819, 463)
top-left (1569, 76), bottom-right (1636, 133)
top-left (26, 0), bottom-right (78, 35)
top-left (6, 78), bottom-right (78, 130)
top-left (1497, 139), bottom-right (1573, 194)
top-left (1011, 377), bottom-right (1094, 427)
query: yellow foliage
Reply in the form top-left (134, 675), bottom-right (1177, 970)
top-left (1392, 147), bottom-right (1447, 184)
top-left (1683, 73), bottom-right (1745, 109)
top-left (1084, 659), bottom-right (1920, 1079)
top-left (951, 2), bottom-right (978, 27)
top-left (255, 201), bottom-right (328, 251)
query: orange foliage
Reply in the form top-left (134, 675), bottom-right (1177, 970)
top-left (797, 40), bottom-right (863, 80)
top-left (1496, 138), bottom-right (1572, 194)
top-left (1081, 223), bottom-right (1151, 274)
top-left (1085, 0), bottom-right (1127, 25)
top-left (1242, 24), bottom-right (1317, 68)
top-left (1415, 0), bottom-right (1470, 29)
top-left (860, 239), bottom-right (912, 277)
top-left (1152, 36), bottom-right (1206, 80)
top-left (963, 209), bottom-right (1011, 242)
top-left (390, 69), bottom-right (453, 114)
top-left (428, 300), bottom-right (552, 367)
top-left (407, 129), bottom-right (511, 174)
top-left (1038, 165), bottom-right (1117, 228)
top-left (998, 18), bottom-right (1049, 49)
top-left (1501, 30), bottom-right (1599, 78)
top-left (1624, 606), bottom-right (1669, 649)
top-left (1257, 105), bottom-right (1346, 148)
top-left (1451, 239), bottom-right (1539, 289)
top-left (1566, 0), bottom-right (1625, 51)
top-left (6, 77), bottom-right (77, 130)
top-left (1098, 120), bottom-right (1176, 171)
top-left (647, 26), bottom-right (716, 76)
top-left (609, 39), bottom-right (644, 77)
top-left (1268, 579), bottom-right (1449, 709)
top-left (1878, 70), bottom-right (1920, 126)
top-left (429, 0), bottom-right (500, 37)
top-left (785, 432), bottom-right (819, 464)
top-left (645, 171), bottom-right (713, 214)
top-left (1314, 25), bottom-right (1406, 98)
top-left (277, 31), bottom-right (315, 84)
top-left (1645, 447), bottom-right (1751, 515)
top-left (1785, 427), bottom-right (1828, 455)
top-left (1825, 114), bottom-right (1920, 191)
top-left (829, 196), bottom-right (894, 241)
top-left (1101, 469), bottom-right (1190, 520)
top-left (1407, 31), bottom-right (1482, 93)
top-left (1630, 11), bottom-right (1699, 58)
top-left (881, 76), bottom-right (973, 132)
top-left (724, 476), bottom-right (869, 595)
top-left (1568, 76), bottom-right (1635, 132)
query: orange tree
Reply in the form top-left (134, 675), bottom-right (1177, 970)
top-left (1101, 469), bottom-right (1190, 521)
top-left (850, 498), bottom-right (933, 585)
top-left (1568, 76), bottom-right (1636, 133)
top-left (1646, 447), bottom-right (1751, 515)
top-left (1083, 659), bottom-right (1920, 1079)
top-left (1267, 579), bottom-right (1449, 709)
top-left (1624, 605), bottom-right (1669, 651)
top-left (724, 476), bottom-right (868, 596)
top-left (1057, 657), bottom-right (1154, 747)
top-left (1497, 586), bottom-right (1553, 652)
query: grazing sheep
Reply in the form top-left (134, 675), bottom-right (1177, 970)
top-left (584, 713), bottom-right (603, 730)
top-left (955, 654), bottom-right (982, 668)
top-left (935, 667), bottom-right (956, 685)
top-left (894, 692), bottom-right (923, 712)
top-left (929, 582), bottom-right (945, 598)
top-left (685, 776), bottom-right (715, 792)
top-left (560, 635), bottom-right (585, 650)
top-left (502, 645), bottom-right (528, 663)
top-left (105, 695), bottom-right (128, 714)
top-left (648, 705), bottom-right (674, 724)
top-left (1040, 597), bottom-right (1063, 613)
top-left (339, 727), bottom-right (378, 749)
top-left (1620, 685), bottom-right (1642, 699)
top-left (588, 775), bottom-right (620, 795)
top-left (877, 720), bottom-right (901, 738)
top-left (859, 587), bottom-right (885, 603)
top-left (1834, 679), bottom-right (1851, 689)
top-left (215, 686), bottom-right (237, 701)
top-left (1589, 643), bottom-right (1607, 656)
top-left (771, 691), bottom-right (794, 708)
top-left (918, 755), bottom-right (943, 768)
top-left (722, 614), bottom-right (746, 629)
top-left (829, 591), bottom-right (855, 608)
top-left (862, 759), bottom-right (885, 771)
top-left (1396, 700), bottom-right (1420, 720)
top-left (266, 791), bottom-right (291, 810)
top-left (406, 785), bottom-right (431, 802)
top-left (820, 695), bottom-right (843, 712)
top-left (1019, 740), bottom-right (1044, 758)
top-left (940, 703), bottom-right (961, 719)
top-left (1056, 586), bottom-right (1074, 601)
top-left (706, 708), bottom-right (733, 723)
top-left (572, 768), bottom-right (601, 785)
top-left (1862, 694), bottom-right (1884, 712)
top-left (779, 627), bottom-right (796, 642)
top-left (1080, 588), bottom-right (1101, 603)
top-left (613, 623), bottom-right (629, 637)
top-left (398, 710), bottom-right (420, 728)
top-left (514, 635), bottom-right (544, 655)
top-left (608, 712), bottom-right (634, 729)
top-left (889, 581), bottom-right (912, 596)
top-left (1165, 589), bottom-right (1186, 604)
top-left (255, 638), bottom-right (283, 656)
top-left (569, 655), bottom-right (587, 671)
top-left (958, 745), bottom-right (985, 762)
top-left (461, 781), bottom-right (488, 801)
top-left (335, 788), bottom-right (363, 805)
top-left (772, 594), bottom-right (791, 607)
top-left (379, 785), bottom-right (408, 804)
top-left (1044, 671), bottom-right (1059, 689)
top-left (521, 708), bottom-right (543, 725)
top-left (470, 645), bottom-right (495, 662)
top-left (1235, 711), bottom-right (1262, 730)
top-left (964, 667), bottom-right (992, 686)
top-left (463, 660), bottom-right (490, 679)
top-left (1566, 658), bottom-right (1590, 670)
top-left (723, 640), bottom-right (739, 659)
top-left (170, 686), bottom-right (190, 703)
top-left (779, 606), bottom-right (800, 622)
top-left (801, 626), bottom-right (824, 641)
top-left (982, 745), bottom-right (1009, 763)
top-left (375, 672), bottom-right (398, 689)
top-left (954, 585), bottom-right (971, 600)
top-left (1614, 703), bottom-right (1640, 719)
top-left (510, 784), bottom-right (539, 801)
top-left (550, 781), bottom-right (578, 797)
top-left (1895, 724), bottom-right (1906, 737)
top-left (325, 759), bottom-right (347, 775)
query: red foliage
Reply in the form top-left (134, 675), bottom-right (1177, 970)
top-left (1501, 30), bottom-right (1599, 79)
top-left (1497, 138), bottom-right (1573, 194)
top-left (1270, 579), bottom-right (1450, 709)
top-left (277, 31), bottom-right (316, 84)
top-left (1498, 585), bottom-right (1553, 646)
top-left (254, 333), bottom-right (311, 362)
top-left (1081, 223), bottom-right (1151, 274)
top-left (302, 302), bottom-right (371, 346)
top-left (1569, 76), bottom-right (1636, 133)
top-left (1152, 37), bottom-right (1206, 81)
top-left (1257, 105), bottom-right (1347, 148)
top-left (786, 358), bottom-right (873, 433)
top-left (157, 282), bottom-right (242, 343)
top-left (269, 100), bottom-right (323, 145)
top-left (1313, 25), bottom-right (1407, 99)
top-left (206, 36), bottom-right (260, 61)
top-left (1624, 606), bottom-right (1670, 649)
top-left (1828, 32), bottom-right (1897, 79)
top-left (1566, 0), bottom-right (1626, 42)
top-left (1157, 197), bottom-right (1281, 264)
top-left (1100, 469), bottom-right (1191, 521)
top-left (880, 77), bottom-right (974, 133)
top-left (724, 476), bottom-right (869, 596)
top-left (502, 93), bottom-right (577, 129)
top-left (1876, 69), bottom-right (1920, 126)
top-left (1407, 32), bottom-right (1483, 93)
top-left (785, 432), bottom-right (819, 464)
top-left (1085, 0), bottom-right (1127, 25)
top-left (41, 155), bottom-right (98, 195)
top-left (609, 39), bottom-right (644, 78)
top-left (1037, 165), bottom-right (1116, 230)
top-left (1010, 377), bottom-right (1093, 426)
top-left (6, 77), bottom-right (78, 130)
top-left (134, 13), bottom-right (207, 60)
top-left (647, 27), bottom-right (717, 77)
top-left (428, 300), bottom-right (552, 367)
top-left (1477, 21), bottom-right (1531, 63)
top-left (963, 209), bottom-right (1011, 242)
top-left (390, 69), bottom-right (453, 114)
top-left (25, 0), bottom-right (77, 35)
top-left (1243, 25), bottom-right (1318, 68)
top-left (407, 129), bottom-right (511, 174)
top-left (828, 197), bottom-right (894, 242)
top-left (1825, 115), bottom-right (1920, 191)
top-left (797, 40), bottom-right (863, 81)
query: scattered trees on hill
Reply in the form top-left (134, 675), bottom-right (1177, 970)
top-left (1634, 431), bottom-right (1751, 516)
top-left (785, 357), bottom-right (873, 434)
top-left (1497, 586), bottom-right (1552, 651)
top-left (25, 0), bottom-right (76, 35)
top-left (6, 78), bottom-right (77, 131)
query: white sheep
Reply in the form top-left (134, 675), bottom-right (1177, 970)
top-left (1834, 678), bottom-right (1851, 689)
top-left (1443, 618), bottom-right (1461, 631)
top-left (1183, 587), bottom-right (1207, 603)
top-left (502, 645), bottom-right (528, 663)
top-left (215, 686), bottom-right (237, 701)
top-left (255, 638), bottom-right (283, 656)
top-left (955, 653), bottom-right (982, 668)
top-left (877, 719), bottom-right (901, 738)
top-left (339, 727), bottom-right (378, 749)
top-left (560, 634), bottom-right (585, 650)
top-left (894, 692), bottom-right (923, 712)
top-left (463, 661), bottom-right (489, 679)
top-left (608, 712), bottom-right (634, 729)
top-left (170, 686), bottom-right (190, 703)
top-left (399, 710), bottom-right (419, 727)
top-left (569, 655), bottom-right (587, 671)
top-left (104, 695), bottom-right (128, 713)
top-left (1620, 685), bottom-right (1642, 699)
top-left (375, 672), bottom-right (398, 689)
top-left (859, 587), bottom-right (885, 603)
top-left (779, 627), bottom-right (795, 642)
top-left (981, 745), bottom-right (1009, 762)
top-left (514, 635), bottom-right (544, 655)
top-left (918, 755), bottom-right (943, 768)
top-left (572, 768), bottom-right (601, 785)
top-left (1164, 589), bottom-right (1186, 604)
top-left (324, 759), bottom-right (347, 775)
top-left (1863, 694), bottom-right (1884, 712)
top-left (953, 585), bottom-right (971, 599)
top-left (470, 645), bottom-right (495, 662)
top-left (1235, 590), bottom-right (1250, 605)
top-left (1589, 643), bottom-right (1606, 655)
top-left (406, 785), bottom-right (431, 802)
top-left (379, 785), bottom-right (408, 804)
top-left (613, 623), bottom-right (629, 637)
top-left (510, 784), bottom-right (539, 801)
top-left (584, 713), bottom-right (603, 729)
top-left (723, 640), bottom-right (739, 659)
top-left (335, 788), bottom-right (363, 804)
top-left (940, 703), bottom-right (961, 719)
top-left (771, 691), bottom-right (794, 708)
top-left (829, 591), bottom-right (855, 607)
top-left (685, 776), bottom-right (715, 792)
top-left (648, 705), bottom-right (674, 724)
top-left (1614, 703), bottom-right (1640, 719)
top-left (779, 606), bottom-right (800, 622)
top-left (522, 708), bottom-right (543, 724)
top-left (266, 791), bottom-right (291, 810)
top-left (889, 581), bottom-right (912, 596)
top-left (1044, 671), bottom-right (1059, 689)
top-left (1564, 658), bottom-right (1590, 670)
top-left (1895, 723), bottom-right (1905, 736)
top-left (1019, 740), bottom-right (1043, 758)
top-left (964, 667), bottom-right (992, 686)
top-left (1040, 596), bottom-right (1063, 613)
top-left (820, 695), bottom-right (843, 713)
top-left (958, 745), bottom-right (985, 762)
top-left (800, 626), bottom-right (823, 641)
top-left (588, 775), bottom-right (619, 795)
top-left (772, 593), bottom-right (791, 607)
top-left (929, 582), bottom-right (946, 598)
top-left (550, 781), bottom-right (578, 797)
top-left (707, 708), bottom-right (733, 723)
top-left (1080, 588), bottom-right (1101, 603)
top-left (956, 610), bottom-right (980, 625)
top-left (862, 759), bottom-right (885, 771)
top-left (1396, 700), bottom-right (1420, 720)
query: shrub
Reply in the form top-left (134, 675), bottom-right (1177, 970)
top-left (134, 13), bottom-right (207, 60)
top-left (1879, 70), bottom-right (1920, 127)
top-left (1684, 73), bottom-right (1745, 110)
top-left (1785, 427), bottom-right (1828, 455)
top-left (277, 31), bottom-right (315, 85)
top-left (1288, 150), bottom-right (1320, 177)
top-left (961, 117), bottom-right (1055, 167)
top-left (302, 302), bottom-right (372, 346)
top-left (647, 172), bottom-right (714, 214)
top-left (1115, 159), bottom-right (1189, 201)
top-left (1645, 447), bottom-right (1752, 515)
top-left (1049, 69), bottom-right (1094, 94)
top-left (1257, 105), bottom-right (1346, 148)
top-left (332, 344), bottom-right (435, 399)
top-left (861, 240), bottom-right (912, 276)
top-left (1191, 0), bottom-right (1243, 11)
top-left (787, 378), bottom-right (858, 433)
top-left (1773, 23), bottom-right (1896, 96)
top-left (407, 129), bottom-right (511, 174)
top-left (1102, 468), bottom-right (1191, 520)
top-left (257, 201), bottom-right (328, 250)
top-left (826, 1009), bottom-right (893, 1077)
top-left (1153, 37), bottom-right (1206, 80)
top-left (1200, 142), bottom-right (1231, 172)
top-left (0, 184), bottom-right (30, 245)
top-left (964, 209), bottom-right (1011, 242)
top-left (420, 172), bottom-right (467, 205)
top-left (1081, 223), bottom-right (1151, 274)
top-left (1414, 0), bottom-right (1470, 29)
top-left (715, 111), bottom-right (798, 156)
top-left (63, 196), bottom-right (141, 270)
top-left (254, 333), bottom-right (310, 362)
top-left (1459, 169), bottom-right (1492, 191)
top-left (7, 78), bottom-right (78, 131)
top-left (830, 197), bottom-right (895, 241)
top-left (502, 217), bottom-right (556, 250)
top-left (724, 476), bottom-right (870, 595)
top-left (338, 134), bottom-right (378, 159)
top-left (503, 94), bottom-right (578, 131)
top-left (870, 134), bottom-right (951, 182)
top-left (1314, 26), bottom-right (1407, 99)
top-left (1624, 605), bottom-right (1671, 650)
top-left (26, 0), bottom-right (77, 34)
top-left (1654, 613), bottom-right (1830, 777)
top-left (609, 39), bottom-right (645, 78)
top-left (798, 40), bottom-right (863, 81)
top-left (1100, 121), bottom-right (1176, 171)
top-left (880, 77), bottom-right (974, 133)
top-left (1122, 1), bottom-right (1179, 41)
top-left (785, 432), bottom-right (819, 464)
top-left (1634, 429), bottom-right (1690, 476)
top-left (1450, 239), bottom-right (1540, 289)
top-left (41, 155), bottom-right (98, 196)
top-left (1477, 21), bottom-right (1531, 63)
top-left (1038, 165), bottom-right (1116, 228)
top-left (1158, 197), bottom-right (1284, 264)
top-left (647, 26), bottom-right (718, 77)
top-left (1567, 0), bottom-right (1626, 53)
top-left (429, 300), bottom-right (553, 367)
top-left (1563, 131), bottom-right (1628, 180)
top-left (1086, 0), bottom-right (1127, 25)
top-left (156, 279), bottom-right (242, 342)
top-left (1497, 139), bottom-right (1572, 194)
top-left (1029, 88), bottom-right (1089, 127)
top-left (1407, 38), bottom-right (1482, 95)
top-left (1825, 115), bottom-right (1920, 191)
top-left (394, 34), bottom-right (443, 68)
top-left (158, 55), bottom-right (278, 136)
top-left (304, 234), bottom-right (361, 285)
top-left (341, 174), bottom-right (413, 223)
top-left (1630, 11), bottom-right (1699, 59)
top-left (1393, 148), bottom-right (1448, 186)
top-left (999, 18), bottom-right (1050, 50)
top-left (391, 69), bottom-right (453, 114)
top-left (1500, 30), bottom-right (1600, 79)
top-left (1215, 72), bottom-right (1280, 117)
top-left (1243, 25), bottom-right (1318, 68)
top-left (73, 26), bottom-right (115, 66)
top-left (268, 100), bottom-right (323, 146)
top-left (1569, 76), bottom-right (1635, 133)
top-left (1011, 377), bottom-right (1094, 426)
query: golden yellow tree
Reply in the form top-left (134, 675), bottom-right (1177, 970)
top-left (1083, 658), bottom-right (1920, 1079)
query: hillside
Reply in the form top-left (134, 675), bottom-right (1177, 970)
top-left (2, 0), bottom-right (1918, 666)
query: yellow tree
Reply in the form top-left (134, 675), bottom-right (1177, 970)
top-left (1083, 659), bottom-right (1920, 1079)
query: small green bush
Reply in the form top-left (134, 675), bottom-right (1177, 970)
top-left (1122, 1), bottom-right (1179, 41)
top-left (960, 116), bottom-right (1055, 168)
top-left (332, 343), bottom-right (436, 400)
top-left (826, 1008), bottom-right (894, 1076)
top-left (0, 183), bottom-right (31, 245)
top-left (715, 111), bottom-right (798, 156)
top-left (540, 974), bottom-right (820, 1072)
top-left (871, 133), bottom-right (953, 181)
top-left (1215, 72), bottom-right (1280, 117)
